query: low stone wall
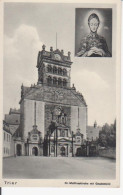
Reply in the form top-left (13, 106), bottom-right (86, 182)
top-left (99, 148), bottom-right (116, 159)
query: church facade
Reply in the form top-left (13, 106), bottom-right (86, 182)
top-left (7, 45), bottom-right (88, 157)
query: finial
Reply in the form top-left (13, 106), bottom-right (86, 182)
top-left (68, 51), bottom-right (71, 60)
top-left (42, 44), bottom-right (46, 51)
top-left (77, 127), bottom-right (80, 132)
top-left (72, 83), bottom-right (76, 90)
top-left (68, 51), bottom-right (71, 56)
top-left (21, 83), bottom-right (24, 98)
top-left (61, 49), bottom-right (64, 54)
top-left (50, 46), bottom-right (53, 52)
top-left (94, 121), bottom-right (97, 128)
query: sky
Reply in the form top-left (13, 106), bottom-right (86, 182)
top-left (3, 3), bottom-right (116, 126)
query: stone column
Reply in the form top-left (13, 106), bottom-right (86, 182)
top-left (49, 135), bottom-right (50, 156)
top-left (86, 145), bottom-right (89, 157)
top-left (14, 142), bottom-right (16, 156)
top-left (56, 129), bottom-right (57, 157)
top-left (54, 131), bottom-right (56, 157)
top-left (67, 145), bottom-right (68, 156)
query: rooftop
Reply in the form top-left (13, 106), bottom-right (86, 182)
top-left (37, 45), bottom-right (72, 68)
top-left (20, 84), bottom-right (87, 107)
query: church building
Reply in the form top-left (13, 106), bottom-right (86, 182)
top-left (6, 45), bottom-right (88, 157)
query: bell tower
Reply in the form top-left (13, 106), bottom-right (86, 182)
top-left (37, 45), bottom-right (72, 88)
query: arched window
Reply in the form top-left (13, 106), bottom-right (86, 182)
top-left (47, 76), bottom-right (52, 85)
top-left (63, 69), bottom-right (67, 76)
top-left (58, 78), bottom-right (62, 86)
top-left (53, 77), bottom-right (57, 86)
top-left (16, 144), bottom-right (22, 156)
top-left (58, 68), bottom-right (62, 75)
top-left (62, 117), bottom-right (64, 124)
top-left (63, 79), bottom-right (67, 87)
top-left (64, 114), bottom-right (67, 124)
top-left (61, 113), bottom-right (65, 124)
top-left (61, 130), bottom-right (65, 137)
top-left (53, 66), bottom-right (57, 74)
top-left (47, 65), bottom-right (52, 73)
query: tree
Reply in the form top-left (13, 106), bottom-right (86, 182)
top-left (98, 120), bottom-right (116, 148)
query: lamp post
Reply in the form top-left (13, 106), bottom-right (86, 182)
top-left (72, 131), bottom-right (74, 157)
top-left (49, 134), bottom-right (50, 157)
top-left (27, 138), bottom-right (29, 156)
top-left (86, 140), bottom-right (89, 157)
top-left (54, 130), bottom-right (56, 157)
top-left (56, 128), bottom-right (58, 157)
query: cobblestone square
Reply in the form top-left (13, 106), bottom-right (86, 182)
top-left (3, 156), bottom-right (116, 179)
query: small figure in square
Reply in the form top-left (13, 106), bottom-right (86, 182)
top-left (76, 13), bottom-right (111, 57)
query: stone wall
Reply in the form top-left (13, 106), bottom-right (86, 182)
top-left (3, 131), bottom-right (15, 157)
top-left (10, 138), bottom-right (15, 156)
top-left (99, 148), bottom-right (116, 159)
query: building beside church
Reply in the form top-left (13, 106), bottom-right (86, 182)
top-left (4, 45), bottom-right (88, 157)
top-left (5, 108), bottom-right (20, 135)
top-left (3, 121), bottom-right (14, 157)
top-left (87, 121), bottom-right (102, 141)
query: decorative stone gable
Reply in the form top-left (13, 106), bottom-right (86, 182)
top-left (20, 85), bottom-right (86, 107)
top-left (75, 128), bottom-right (84, 145)
top-left (45, 104), bottom-right (71, 136)
top-left (28, 125), bottom-right (42, 144)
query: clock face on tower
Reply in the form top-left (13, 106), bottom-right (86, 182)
top-left (54, 54), bottom-right (61, 61)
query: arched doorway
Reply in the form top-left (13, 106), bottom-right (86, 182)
top-left (60, 146), bottom-right (65, 156)
top-left (16, 144), bottom-right (22, 156)
top-left (32, 147), bottom-right (38, 156)
top-left (76, 147), bottom-right (82, 157)
top-left (89, 146), bottom-right (97, 157)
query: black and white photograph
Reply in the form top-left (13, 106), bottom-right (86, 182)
top-left (75, 8), bottom-right (112, 57)
top-left (0, 0), bottom-right (121, 188)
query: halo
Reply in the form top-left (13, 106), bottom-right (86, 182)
top-left (83, 9), bottom-right (104, 34)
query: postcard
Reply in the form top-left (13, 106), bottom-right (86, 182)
top-left (0, 0), bottom-right (121, 188)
